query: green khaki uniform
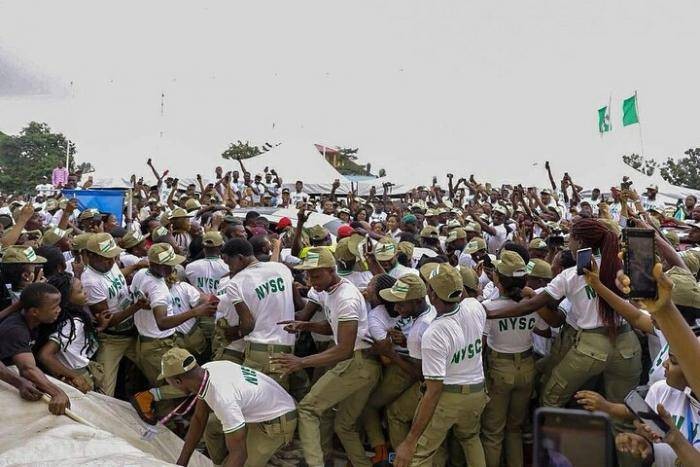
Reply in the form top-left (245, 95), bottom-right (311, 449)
top-left (298, 350), bottom-right (381, 467)
top-left (386, 381), bottom-right (423, 449)
top-left (362, 364), bottom-right (413, 449)
top-left (73, 361), bottom-right (104, 392)
top-left (542, 326), bottom-right (641, 408)
top-left (536, 322), bottom-right (577, 390)
top-left (481, 349), bottom-right (536, 467)
top-left (94, 332), bottom-right (137, 396)
top-left (174, 322), bottom-right (208, 357)
top-left (411, 384), bottom-right (489, 467)
top-left (243, 342), bottom-right (293, 390)
top-left (136, 335), bottom-right (188, 400)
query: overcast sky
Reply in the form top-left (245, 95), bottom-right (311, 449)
top-left (1, 0), bottom-right (699, 185)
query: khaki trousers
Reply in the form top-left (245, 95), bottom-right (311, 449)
top-left (410, 387), bottom-right (488, 467)
top-left (362, 363), bottom-right (413, 448)
top-left (174, 323), bottom-right (208, 358)
top-left (135, 335), bottom-right (187, 400)
top-left (298, 350), bottom-right (381, 467)
top-left (94, 333), bottom-right (137, 396)
top-left (243, 341), bottom-right (293, 390)
top-left (481, 350), bottom-right (536, 467)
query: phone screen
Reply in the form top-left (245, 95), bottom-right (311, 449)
top-left (535, 408), bottom-right (613, 467)
top-left (624, 229), bottom-right (656, 298)
top-left (576, 248), bottom-right (593, 276)
top-left (624, 390), bottom-right (669, 437)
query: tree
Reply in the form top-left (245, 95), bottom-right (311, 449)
top-left (622, 153), bottom-right (658, 176)
top-left (221, 140), bottom-right (262, 161)
top-left (660, 148), bottom-right (700, 189)
top-left (0, 122), bottom-right (81, 194)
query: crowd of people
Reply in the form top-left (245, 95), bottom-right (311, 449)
top-left (1, 157), bottom-right (700, 467)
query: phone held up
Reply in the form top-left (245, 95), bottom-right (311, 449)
top-left (576, 247), bottom-right (593, 276)
top-left (624, 389), bottom-right (670, 438)
top-left (622, 228), bottom-right (657, 299)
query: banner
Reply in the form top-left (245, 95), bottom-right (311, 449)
top-left (61, 189), bottom-right (127, 225)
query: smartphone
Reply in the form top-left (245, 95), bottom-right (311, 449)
top-left (624, 389), bottom-right (669, 438)
top-left (534, 407), bottom-right (615, 467)
top-left (576, 248), bottom-right (593, 276)
top-left (623, 228), bottom-right (657, 299)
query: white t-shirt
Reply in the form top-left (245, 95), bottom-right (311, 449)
top-left (421, 298), bottom-right (486, 385)
top-left (645, 380), bottom-right (700, 465)
top-left (120, 252), bottom-right (142, 269)
top-left (483, 297), bottom-right (547, 353)
top-left (131, 269), bottom-right (176, 339)
top-left (544, 262), bottom-right (610, 330)
top-left (485, 224), bottom-right (510, 254)
top-left (388, 263), bottom-right (419, 279)
top-left (338, 270), bottom-right (373, 290)
top-left (307, 279), bottom-right (372, 351)
top-left (290, 191), bottom-right (309, 207)
top-left (185, 257), bottom-right (230, 295)
top-left (170, 282), bottom-right (201, 334)
top-left (49, 316), bottom-right (97, 370)
top-left (648, 326), bottom-right (669, 386)
top-left (367, 304), bottom-right (397, 341)
top-left (199, 361), bottom-right (296, 433)
top-left (224, 262), bottom-right (295, 346)
top-left (82, 264), bottom-right (132, 333)
top-left (215, 276), bottom-right (245, 353)
top-left (407, 306), bottom-right (436, 359)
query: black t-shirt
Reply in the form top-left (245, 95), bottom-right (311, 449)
top-left (0, 312), bottom-right (36, 366)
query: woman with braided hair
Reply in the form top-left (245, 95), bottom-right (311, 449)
top-left (483, 218), bottom-right (642, 409)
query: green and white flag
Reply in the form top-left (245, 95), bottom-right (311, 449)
top-left (622, 93), bottom-right (639, 126)
top-left (598, 105), bottom-right (611, 133)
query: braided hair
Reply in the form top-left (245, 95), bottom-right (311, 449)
top-left (571, 218), bottom-right (623, 335)
top-left (44, 272), bottom-right (98, 356)
top-left (374, 273), bottom-right (397, 316)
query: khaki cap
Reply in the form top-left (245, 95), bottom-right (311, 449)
top-left (495, 250), bottom-right (527, 278)
top-left (446, 219), bottom-right (462, 230)
top-left (420, 226), bottom-right (440, 239)
top-left (45, 198), bottom-right (59, 211)
top-left (169, 207), bottom-right (193, 219)
top-left (664, 230), bottom-right (680, 248)
top-left (157, 348), bottom-right (198, 380)
top-left (528, 238), bottom-right (548, 250)
top-left (419, 263), bottom-right (463, 303)
top-left (526, 259), bottom-right (553, 279)
top-left (308, 225), bottom-right (330, 242)
top-left (70, 233), bottom-right (93, 252)
top-left (334, 237), bottom-right (357, 262)
top-left (379, 274), bottom-right (427, 302)
top-left (86, 233), bottom-right (123, 258)
top-left (77, 208), bottom-right (102, 222)
top-left (464, 222), bottom-right (482, 234)
top-left (446, 228), bottom-right (467, 244)
top-left (457, 265), bottom-right (479, 292)
top-left (294, 247), bottom-right (336, 270)
top-left (151, 226), bottom-right (170, 242)
top-left (1, 245), bottom-right (46, 264)
top-left (493, 205), bottom-right (509, 216)
top-left (397, 241), bottom-right (415, 259)
top-left (148, 243), bottom-right (186, 266)
top-left (466, 237), bottom-right (487, 254)
top-left (41, 227), bottom-right (72, 247)
top-left (185, 199), bottom-right (201, 211)
top-left (202, 231), bottom-right (224, 247)
top-left (680, 251), bottom-right (700, 276)
top-left (667, 266), bottom-right (700, 308)
top-left (121, 230), bottom-right (149, 249)
top-left (374, 237), bottom-right (398, 261)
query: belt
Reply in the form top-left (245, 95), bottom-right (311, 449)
top-left (223, 348), bottom-right (245, 359)
top-left (246, 342), bottom-right (294, 353)
top-left (421, 381), bottom-right (485, 394)
top-left (584, 323), bottom-right (631, 335)
top-left (265, 410), bottom-right (298, 425)
top-left (488, 349), bottom-right (533, 359)
top-left (175, 325), bottom-right (199, 338)
top-left (139, 334), bottom-right (175, 343)
top-left (358, 348), bottom-right (380, 360)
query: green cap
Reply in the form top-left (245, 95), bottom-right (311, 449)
top-left (528, 238), bottom-right (548, 250)
top-left (148, 243), bottom-right (186, 266)
top-left (77, 208), bottom-right (101, 222)
top-left (379, 274), bottom-right (427, 302)
top-left (526, 259), bottom-right (553, 279)
top-left (121, 230), bottom-right (149, 249)
top-left (466, 237), bottom-right (487, 254)
top-left (457, 265), bottom-right (479, 292)
top-left (152, 226), bottom-right (170, 242)
top-left (402, 213), bottom-right (417, 224)
top-left (419, 263), bottom-right (463, 303)
top-left (375, 237), bottom-right (398, 261)
top-left (420, 226), bottom-right (440, 239)
top-left (495, 250), bottom-right (527, 277)
top-left (70, 233), bottom-right (93, 252)
top-left (667, 266), bottom-right (700, 308)
top-left (41, 226), bottom-right (72, 247)
top-left (1, 245), bottom-right (46, 264)
top-left (86, 233), bottom-right (123, 258)
top-left (202, 231), bottom-right (224, 247)
top-left (168, 207), bottom-right (193, 219)
top-left (158, 348), bottom-right (198, 380)
top-left (294, 247), bottom-right (336, 270)
top-left (334, 237), bottom-right (357, 262)
top-left (446, 228), bottom-right (466, 244)
top-left (308, 225), bottom-right (330, 242)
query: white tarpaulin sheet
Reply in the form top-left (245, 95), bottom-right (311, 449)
top-left (0, 375), bottom-right (212, 467)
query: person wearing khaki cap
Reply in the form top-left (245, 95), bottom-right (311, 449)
top-left (528, 237), bottom-right (548, 260)
top-left (369, 236), bottom-right (418, 280)
top-left (465, 237), bottom-right (488, 268)
top-left (419, 226), bottom-right (442, 255)
top-left (40, 226), bottom-right (72, 252)
top-left (119, 229), bottom-right (150, 269)
top-left (481, 251), bottom-right (547, 467)
top-left (129, 243), bottom-right (217, 424)
top-left (457, 265), bottom-right (480, 298)
top-left (335, 235), bottom-right (373, 289)
top-left (0, 245), bottom-right (47, 303)
top-left (168, 207), bottom-right (194, 255)
top-left (394, 262), bottom-right (488, 467)
top-left (81, 233), bottom-right (144, 397)
top-left (365, 274), bottom-right (436, 460)
top-left (161, 348), bottom-right (297, 467)
top-left (77, 208), bottom-right (103, 233)
top-left (445, 228), bottom-right (473, 268)
top-left (472, 203), bottom-right (511, 254)
top-left (68, 232), bottom-right (93, 280)
top-left (269, 246), bottom-right (381, 467)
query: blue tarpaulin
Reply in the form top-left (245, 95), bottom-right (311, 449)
top-left (62, 189), bottom-right (127, 225)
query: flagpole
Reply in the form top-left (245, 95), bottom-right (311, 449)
top-left (635, 90), bottom-right (646, 157)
